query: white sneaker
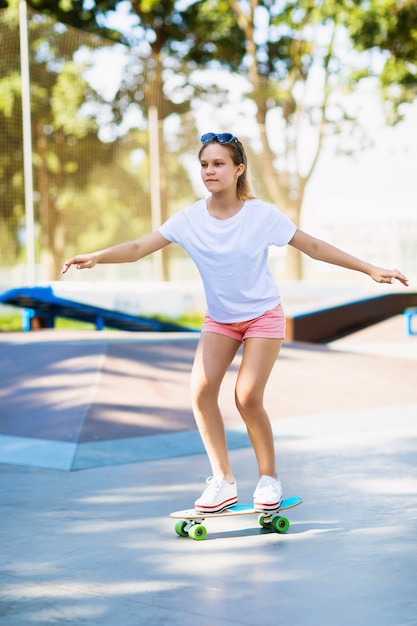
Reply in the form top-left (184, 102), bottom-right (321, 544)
top-left (194, 476), bottom-right (238, 514)
top-left (253, 475), bottom-right (283, 512)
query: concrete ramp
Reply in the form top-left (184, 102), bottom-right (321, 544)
top-left (287, 291), bottom-right (417, 342)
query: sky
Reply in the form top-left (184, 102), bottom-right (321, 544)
top-left (302, 99), bottom-right (417, 228)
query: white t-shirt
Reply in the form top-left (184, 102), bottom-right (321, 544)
top-left (158, 198), bottom-right (297, 323)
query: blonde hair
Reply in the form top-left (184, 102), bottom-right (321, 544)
top-left (198, 138), bottom-right (255, 201)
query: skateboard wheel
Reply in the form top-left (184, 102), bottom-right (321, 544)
top-left (188, 524), bottom-right (207, 541)
top-left (258, 514), bottom-right (272, 528)
top-left (271, 516), bottom-right (290, 533)
top-left (175, 520), bottom-right (189, 537)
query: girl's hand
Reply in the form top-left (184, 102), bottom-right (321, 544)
top-left (370, 267), bottom-right (409, 287)
top-left (61, 254), bottom-right (97, 274)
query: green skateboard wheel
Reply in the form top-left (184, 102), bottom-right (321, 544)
top-left (175, 520), bottom-right (189, 537)
top-left (271, 516), bottom-right (290, 533)
top-left (258, 514), bottom-right (272, 528)
top-left (188, 524), bottom-right (207, 541)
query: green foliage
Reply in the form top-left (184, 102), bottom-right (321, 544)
top-left (51, 61), bottom-right (98, 137)
top-left (345, 0), bottom-right (417, 118)
top-left (0, 72), bottom-right (21, 117)
top-left (348, 0), bottom-right (417, 60)
top-left (26, 0), bottom-right (123, 41)
top-left (0, 313), bottom-right (97, 331)
top-left (0, 314), bottom-right (22, 331)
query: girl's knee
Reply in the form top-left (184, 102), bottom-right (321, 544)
top-left (235, 387), bottom-right (263, 416)
top-left (191, 378), bottom-right (219, 409)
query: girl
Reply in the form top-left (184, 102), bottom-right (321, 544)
top-left (62, 132), bottom-right (408, 514)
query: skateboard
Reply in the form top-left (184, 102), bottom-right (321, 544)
top-left (170, 496), bottom-right (302, 541)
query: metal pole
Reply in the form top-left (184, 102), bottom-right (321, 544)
top-left (19, 0), bottom-right (36, 285)
top-left (148, 105), bottom-right (163, 281)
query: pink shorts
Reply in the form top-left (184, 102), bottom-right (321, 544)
top-left (201, 304), bottom-right (286, 342)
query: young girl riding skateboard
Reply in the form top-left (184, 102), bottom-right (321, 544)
top-left (62, 132), bottom-right (408, 514)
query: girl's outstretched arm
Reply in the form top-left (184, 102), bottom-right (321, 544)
top-left (61, 231), bottom-right (170, 274)
top-left (289, 229), bottom-right (409, 287)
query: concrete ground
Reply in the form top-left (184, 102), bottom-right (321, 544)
top-left (0, 315), bottom-right (416, 625)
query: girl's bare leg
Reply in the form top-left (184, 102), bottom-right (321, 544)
top-left (190, 331), bottom-right (241, 482)
top-left (235, 337), bottom-right (283, 478)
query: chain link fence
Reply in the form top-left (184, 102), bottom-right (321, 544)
top-left (0, 4), bottom-right (203, 288)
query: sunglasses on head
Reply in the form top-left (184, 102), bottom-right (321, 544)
top-left (200, 132), bottom-right (244, 163)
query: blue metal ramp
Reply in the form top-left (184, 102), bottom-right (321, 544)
top-left (0, 286), bottom-right (198, 333)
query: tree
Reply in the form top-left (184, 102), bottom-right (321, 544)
top-left (346, 0), bottom-right (417, 124)
top-left (13, 0), bottom-right (417, 280)
top-left (0, 1), bottom-right (154, 279)
top-left (25, 0), bottom-right (211, 279)
top-left (186, 0), bottom-right (417, 277)
top-left (20, 0), bottom-right (331, 277)
top-left (187, 0), bottom-right (363, 277)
